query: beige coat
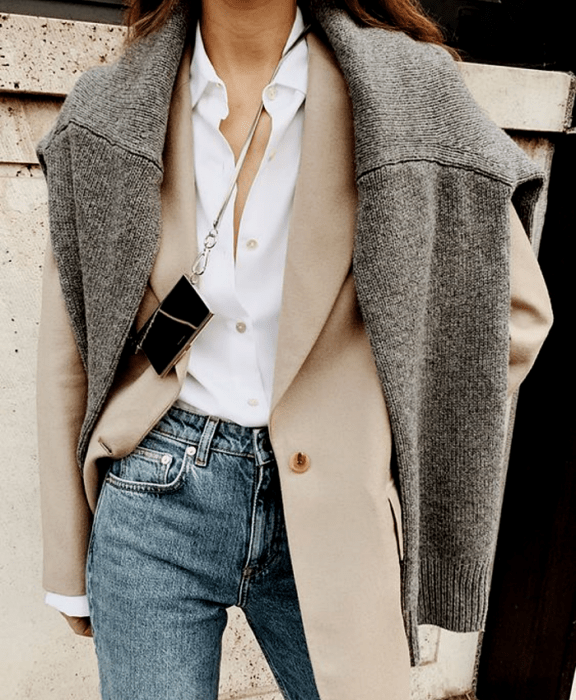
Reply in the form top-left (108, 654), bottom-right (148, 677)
top-left (37, 34), bottom-right (552, 699)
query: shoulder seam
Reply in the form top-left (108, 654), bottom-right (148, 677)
top-left (41, 120), bottom-right (164, 173)
top-left (357, 157), bottom-right (535, 189)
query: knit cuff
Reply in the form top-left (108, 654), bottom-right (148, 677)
top-left (417, 557), bottom-right (493, 631)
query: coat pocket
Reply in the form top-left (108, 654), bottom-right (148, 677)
top-left (387, 483), bottom-right (404, 561)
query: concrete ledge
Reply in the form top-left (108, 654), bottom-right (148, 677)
top-left (0, 95), bottom-right (63, 163)
top-left (1, 13), bottom-right (574, 135)
top-left (0, 13), bottom-right (125, 96)
top-left (459, 62), bottom-right (576, 133)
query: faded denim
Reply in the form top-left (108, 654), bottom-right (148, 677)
top-left (86, 404), bottom-right (321, 700)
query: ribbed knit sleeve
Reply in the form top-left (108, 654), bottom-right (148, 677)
top-left (313, 5), bottom-right (545, 662)
top-left (37, 128), bottom-right (88, 367)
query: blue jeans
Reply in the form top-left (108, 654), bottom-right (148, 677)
top-left (86, 404), bottom-right (322, 700)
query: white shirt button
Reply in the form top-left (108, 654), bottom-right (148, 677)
top-left (268, 149), bottom-right (277, 161)
top-left (186, 446), bottom-right (197, 456)
top-left (236, 321), bottom-right (247, 334)
top-left (265, 85), bottom-right (277, 101)
top-left (248, 398), bottom-right (259, 407)
top-left (161, 454), bottom-right (171, 465)
top-left (246, 239), bottom-right (258, 250)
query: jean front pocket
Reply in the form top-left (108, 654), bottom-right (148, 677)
top-left (106, 438), bottom-right (188, 494)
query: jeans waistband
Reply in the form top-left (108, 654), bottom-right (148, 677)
top-left (151, 401), bottom-right (274, 468)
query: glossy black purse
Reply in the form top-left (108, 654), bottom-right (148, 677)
top-left (135, 275), bottom-right (212, 377)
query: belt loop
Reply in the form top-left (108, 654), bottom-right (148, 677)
top-left (195, 416), bottom-right (219, 467)
top-left (253, 428), bottom-right (273, 466)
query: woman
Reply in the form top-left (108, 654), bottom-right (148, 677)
top-left (36, 0), bottom-right (552, 698)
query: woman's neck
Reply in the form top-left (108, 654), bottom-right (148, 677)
top-left (200, 0), bottom-right (298, 83)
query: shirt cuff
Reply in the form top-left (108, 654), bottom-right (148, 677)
top-left (45, 592), bottom-right (90, 617)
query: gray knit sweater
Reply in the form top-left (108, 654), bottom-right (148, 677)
top-left (37, 3), bottom-right (543, 662)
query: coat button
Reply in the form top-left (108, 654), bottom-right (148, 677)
top-left (289, 452), bottom-right (310, 473)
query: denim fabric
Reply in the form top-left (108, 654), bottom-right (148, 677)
top-left (86, 404), bottom-right (321, 700)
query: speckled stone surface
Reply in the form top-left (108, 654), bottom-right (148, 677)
top-left (458, 62), bottom-right (575, 133)
top-left (0, 164), bottom-right (75, 700)
top-left (410, 628), bottom-right (479, 700)
top-left (220, 608), bottom-right (282, 699)
top-left (0, 95), bottom-right (62, 163)
top-left (0, 13), bottom-right (125, 95)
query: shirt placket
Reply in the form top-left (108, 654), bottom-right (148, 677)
top-left (185, 15), bottom-right (308, 424)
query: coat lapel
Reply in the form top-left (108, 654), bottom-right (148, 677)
top-left (271, 34), bottom-right (357, 411)
top-left (149, 42), bottom-right (198, 303)
top-left (146, 42), bottom-right (198, 384)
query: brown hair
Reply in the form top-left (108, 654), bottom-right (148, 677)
top-left (124, 0), bottom-right (453, 54)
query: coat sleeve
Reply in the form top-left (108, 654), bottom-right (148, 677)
top-left (507, 203), bottom-right (553, 397)
top-left (37, 216), bottom-right (92, 597)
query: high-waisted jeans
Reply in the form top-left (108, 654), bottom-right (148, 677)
top-left (86, 403), bottom-right (322, 700)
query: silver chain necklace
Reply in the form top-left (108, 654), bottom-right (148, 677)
top-left (190, 23), bottom-right (311, 284)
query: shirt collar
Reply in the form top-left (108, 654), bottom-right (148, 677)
top-left (190, 6), bottom-right (307, 109)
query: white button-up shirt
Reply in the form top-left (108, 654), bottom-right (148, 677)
top-left (177, 10), bottom-right (308, 427)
